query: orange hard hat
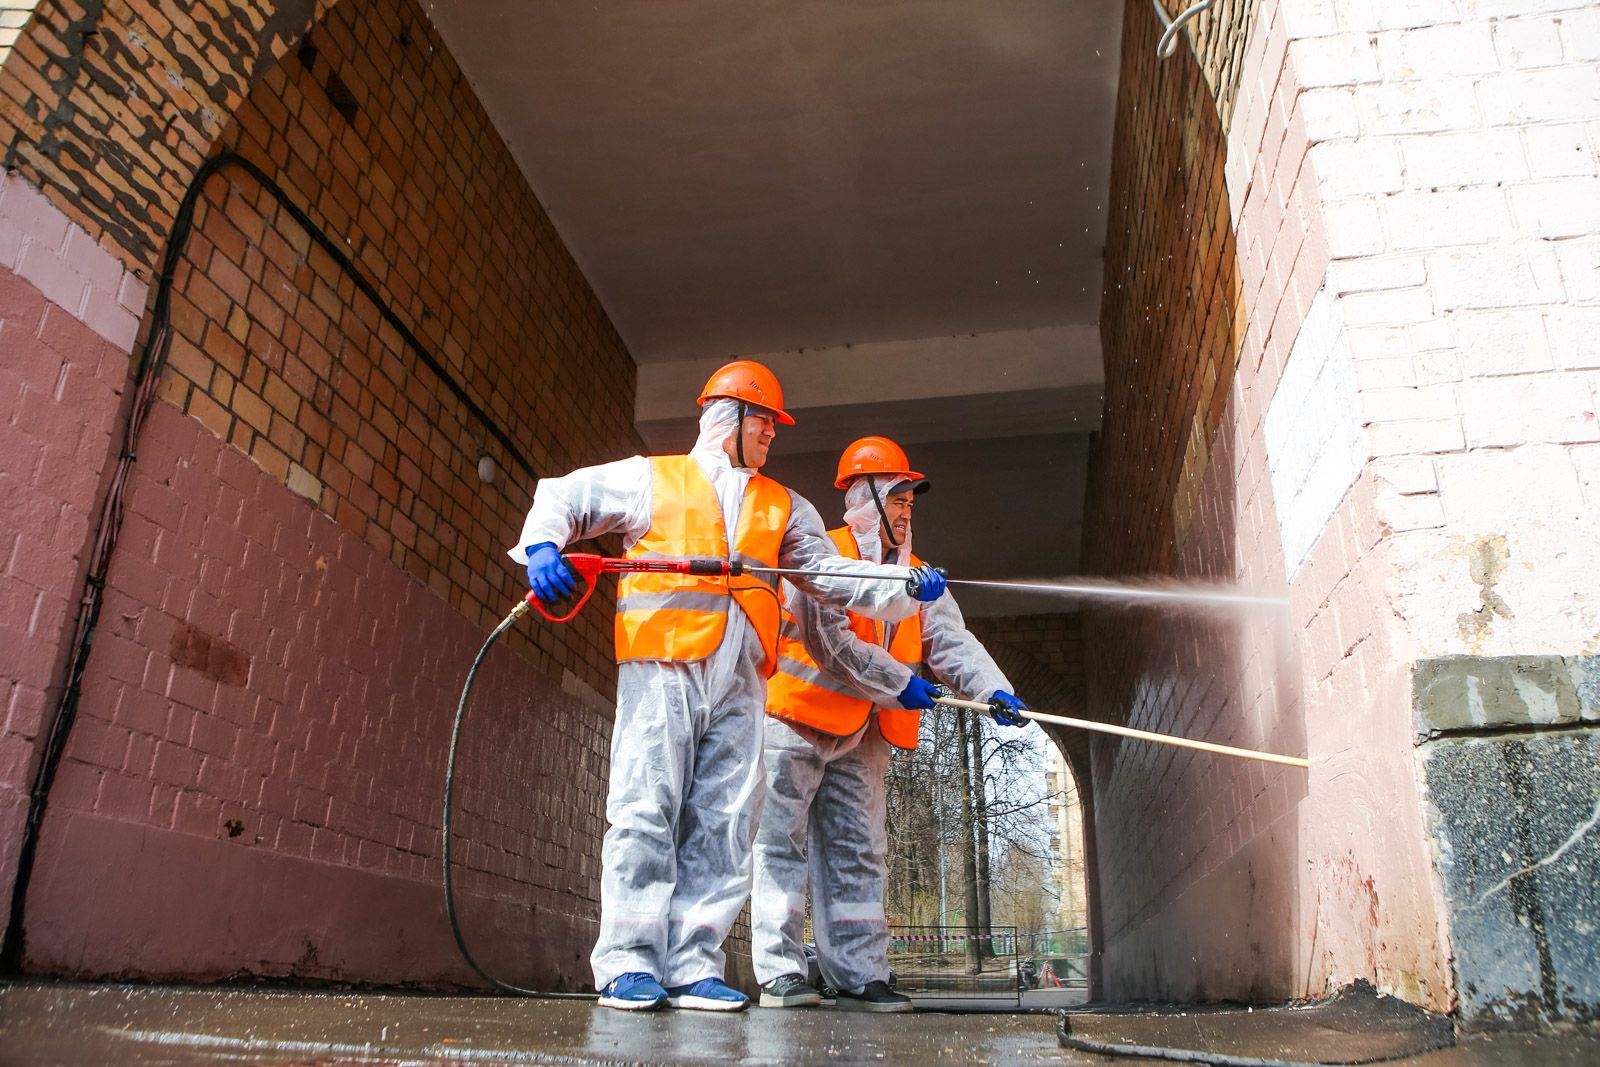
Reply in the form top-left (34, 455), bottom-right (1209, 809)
top-left (835, 436), bottom-right (926, 490)
top-left (697, 359), bottom-right (795, 424)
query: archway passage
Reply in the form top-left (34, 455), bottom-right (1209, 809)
top-left (6, 0), bottom-right (1598, 1032)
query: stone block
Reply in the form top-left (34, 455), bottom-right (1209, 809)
top-left (1413, 654), bottom-right (1600, 739)
top-left (1419, 727), bottom-right (1600, 1026)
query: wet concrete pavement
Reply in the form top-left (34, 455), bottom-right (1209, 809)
top-left (1, 980), bottom-right (1596, 1066)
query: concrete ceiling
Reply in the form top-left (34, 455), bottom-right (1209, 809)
top-left (426, 1), bottom-right (1124, 613)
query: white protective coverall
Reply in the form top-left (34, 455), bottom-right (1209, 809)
top-left (751, 475), bottom-right (1012, 994)
top-left (508, 402), bottom-right (923, 991)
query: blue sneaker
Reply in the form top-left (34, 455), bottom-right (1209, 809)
top-left (666, 976), bottom-right (749, 1012)
top-left (598, 972), bottom-right (668, 1011)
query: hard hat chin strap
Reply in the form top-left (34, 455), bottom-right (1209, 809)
top-left (868, 476), bottom-right (902, 548)
top-left (735, 401), bottom-right (748, 469)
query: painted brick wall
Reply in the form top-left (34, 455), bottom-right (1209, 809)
top-left (1276, 0), bottom-right (1600, 659)
top-left (23, 400), bottom-right (607, 986)
top-left (1089, 0), bottom-right (1460, 1006)
top-left (1259, 0), bottom-right (1600, 1019)
top-left (1, 0), bottom-right (644, 989)
top-left (1086, 0), bottom-right (1318, 1003)
top-left (150, 0), bottom-right (639, 697)
top-left (0, 174), bottom-right (138, 930)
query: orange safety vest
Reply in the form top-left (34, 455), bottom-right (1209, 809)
top-left (766, 527), bottom-right (924, 750)
top-left (614, 455), bottom-right (791, 675)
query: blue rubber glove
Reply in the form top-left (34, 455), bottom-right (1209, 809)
top-left (908, 564), bottom-right (947, 602)
top-left (897, 676), bottom-right (940, 710)
top-left (525, 542), bottom-right (576, 603)
top-left (989, 691), bottom-right (1029, 727)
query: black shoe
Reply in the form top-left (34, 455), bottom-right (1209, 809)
top-left (760, 972), bottom-right (822, 1008)
top-left (835, 980), bottom-right (912, 1013)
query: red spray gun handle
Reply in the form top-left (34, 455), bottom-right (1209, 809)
top-left (524, 553), bottom-right (739, 623)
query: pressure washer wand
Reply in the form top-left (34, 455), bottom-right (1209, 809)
top-left (531, 554), bottom-right (932, 622)
top-left (933, 692), bottom-right (1309, 770)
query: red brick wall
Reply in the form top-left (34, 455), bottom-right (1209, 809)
top-left (0, 0), bottom-right (327, 271)
top-left (1, 0), bottom-right (641, 988)
top-left (151, 0), bottom-right (638, 694)
top-left (1083, 0), bottom-right (1311, 1001)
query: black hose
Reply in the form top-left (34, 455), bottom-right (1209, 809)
top-left (442, 600), bottom-right (595, 999)
top-left (1055, 1013), bottom-right (1440, 1067)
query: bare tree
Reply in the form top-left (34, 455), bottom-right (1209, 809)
top-left (885, 699), bottom-right (1064, 975)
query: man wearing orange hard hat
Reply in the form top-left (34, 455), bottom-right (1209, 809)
top-left (508, 363), bottom-right (947, 1012)
top-left (751, 436), bottom-right (1027, 1013)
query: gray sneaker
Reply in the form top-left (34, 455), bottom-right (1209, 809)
top-left (836, 980), bottom-right (913, 1013)
top-left (760, 972), bottom-right (822, 1008)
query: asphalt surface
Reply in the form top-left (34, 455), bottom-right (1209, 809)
top-left (1, 980), bottom-right (1596, 1066)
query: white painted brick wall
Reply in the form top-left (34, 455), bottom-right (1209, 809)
top-left (1265, 283), bottom-right (1369, 577)
top-left (1450, 308), bottom-right (1555, 376)
top-left (1267, 0), bottom-right (1600, 653)
top-left (1459, 373), bottom-right (1600, 447)
top-left (1401, 131), bottom-right (1527, 187)
top-left (0, 170), bottom-right (145, 350)
top-left (1382, 189), bottom-right (1512, 249)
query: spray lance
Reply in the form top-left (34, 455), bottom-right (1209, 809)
top-left (516, 551), bottom-right (952, 621)
top-left (928, 688), bottom-right (1308, 769)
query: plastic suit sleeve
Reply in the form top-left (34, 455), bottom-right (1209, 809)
top-left (921, 589), bottom-right (1011, 702)
top-left (507, 455), bottom-right (654, 562)
top-left (778, 490), bottom-right (920, 623)
top-left (784, 584), bottom-right (913, 707)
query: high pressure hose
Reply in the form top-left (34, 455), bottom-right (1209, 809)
top-left (441, 570), bottom-right (780, 997)
top-left (442, 599), bottom-right (595, 999)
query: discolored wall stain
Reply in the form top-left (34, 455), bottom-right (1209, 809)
top-left (168, 621), bottom-right (251, 687)
top-left (1455, 535), bottom-right (1514, 646)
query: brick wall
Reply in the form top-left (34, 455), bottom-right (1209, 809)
top-left (1086, 0), bottom-right (1317, 1002)
top-left (0, 0), bottom-right (327, 271)
top-left (153, 0), bottom-right (639, 694)
top-left (0, 168), bottom-right (139, 930)
top-left (967, 611), bottom-right (1088, 763)
top-left (1261, 0), bottom-right (1600, 1020)
top-left (1, 0), bottom-right (642, 988)
top-left (1091, 0), bottom-right (1599, 1012)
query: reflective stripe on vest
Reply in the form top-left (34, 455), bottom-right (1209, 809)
top-left (614, 455), bottom-right (790, 675)
top-left (765, 527), bottom-right (924, 750)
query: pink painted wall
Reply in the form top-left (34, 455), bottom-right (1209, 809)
top-left (1, 167), bottom-right (145, 933)
top-left (19, 398), bottom-right (609, 988)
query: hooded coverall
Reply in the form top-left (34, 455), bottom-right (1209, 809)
top-left (509, 404), bottom-right (921, 991)
top-left (751, 492), bottom-right (1011, 995)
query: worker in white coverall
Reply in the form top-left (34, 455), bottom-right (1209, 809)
top-left (508, 364), bottom-right (949, 1013)
top-left (752, 436), bottom-right (1028, 1012)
